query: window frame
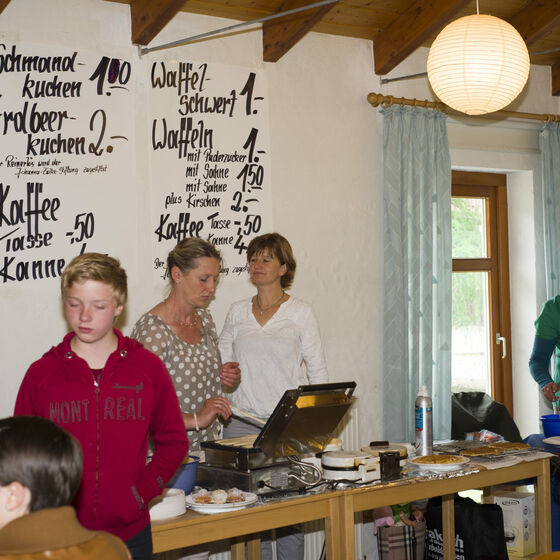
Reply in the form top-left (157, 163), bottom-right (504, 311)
top-left (452, 170), bottom-right (513, 413)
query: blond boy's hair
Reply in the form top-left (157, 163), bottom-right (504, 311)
top-left (61, 253), bottom-right (128, 306)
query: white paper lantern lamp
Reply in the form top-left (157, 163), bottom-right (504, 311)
top-left (427, 14), bottom-right (530, 115)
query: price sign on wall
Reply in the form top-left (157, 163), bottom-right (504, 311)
top-left (0, 43), bottom-right (135, 285)
top-left (147, 59), bottom-right (272, 281)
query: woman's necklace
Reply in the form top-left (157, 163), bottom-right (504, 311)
top-left (179, 311), bottom-right (201, 329)
top-left (255, 291), bottom-right (285, 316)
top-left (166, 297), bottom-right (201, 329)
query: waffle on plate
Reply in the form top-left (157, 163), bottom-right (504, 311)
top-left (411, 454), bottom-right (465, 464)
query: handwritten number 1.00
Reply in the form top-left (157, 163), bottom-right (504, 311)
top-left (89, 56), bottom-right (131, 95)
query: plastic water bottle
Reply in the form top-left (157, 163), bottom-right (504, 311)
top-left (415, 385), bottom-right (433, 456)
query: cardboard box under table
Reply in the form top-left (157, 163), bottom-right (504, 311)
top-left (494, 491), bottom-right (535, 557)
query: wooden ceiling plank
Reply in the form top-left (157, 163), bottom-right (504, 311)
top-left (263, 0), bottom-right (337, 62)
top-left (373, 0), bottom-right (471, 75)
top-left (508, 0), bottom-right (560, 46)
top-left (0, 0), bottom-right (11, 14)
top-left (551, 59), bottom-right (560, 96)
top-left (130, 0), bottom-right (187, 46)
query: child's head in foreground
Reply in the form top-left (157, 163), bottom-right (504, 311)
top-left (0, 415), bottom-right (82, 530)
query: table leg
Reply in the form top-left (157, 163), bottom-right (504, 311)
top-left (324, 493), bottom-right (342, 558)
top-left (534, 459), bottom-right (552, 554)
top-left (246, 534), bottom-right (261, 560)
top-left (441, 494), bottom-right (455, 560)
top-left (231, 534), bottom-right (261, 560)
top-left (231, 537), bottom-right (245, 560)
top-left (339, 494), bottom-right (355, 559)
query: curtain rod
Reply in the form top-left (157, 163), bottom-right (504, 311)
top-left (367, 92), bottom-right (560, 123)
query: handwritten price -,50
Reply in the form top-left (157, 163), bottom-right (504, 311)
top-left (65, 212), bottom-right (95, 245)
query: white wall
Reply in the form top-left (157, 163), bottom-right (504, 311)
top-left (0, 0), bottom-right (556, 440)
top-left (0, 0), bottom-right (385, 439)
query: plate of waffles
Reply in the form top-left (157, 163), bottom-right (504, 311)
top-left (408, 454), bottom-right (469, 472)
top-left (459, 442), bottom-right (530, 458)
top-left (186, 489), bottom-right (258, 514)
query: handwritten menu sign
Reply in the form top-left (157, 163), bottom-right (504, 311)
top-left (147, 59), bottom-right (271, 281)
top-left (0, 43), bottom-right (134, 284)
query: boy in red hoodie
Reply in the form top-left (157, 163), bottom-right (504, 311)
top-left (14, 253), bottom-right (188, 560)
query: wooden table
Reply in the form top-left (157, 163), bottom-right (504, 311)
top-left (339, 458), bottom-right (552, 558)
top-left (151, 456), bottom-right (552, 559)
top-left (152, 489), bottom-right (343, 559)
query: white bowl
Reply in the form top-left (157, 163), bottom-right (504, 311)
top-left (149, 488), bottom-right (186, 520)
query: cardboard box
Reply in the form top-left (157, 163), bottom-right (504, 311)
top-left (494, 491), bottom-right (535, 557)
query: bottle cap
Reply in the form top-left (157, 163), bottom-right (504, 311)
top-left (418, 385), bottom-right (429, 397)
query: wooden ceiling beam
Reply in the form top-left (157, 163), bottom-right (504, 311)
top-left (508, 0), bottom-right (560, 46)
top-left (551, 59), bottom-right (560, 96)
top-left (130, 0), bottom-right (186, 46)
top-left (373, 0), bottom-right (471, 75)
top-left (0, 0), bottom-right (11, 14)
top-left (263, 0), bottom-right (336, 63)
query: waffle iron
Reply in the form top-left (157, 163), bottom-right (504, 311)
top-left (197, 382), bottom-right (356, 495)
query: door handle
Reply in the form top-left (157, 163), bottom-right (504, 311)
top-left (495, 332), bottom-right (507, 359)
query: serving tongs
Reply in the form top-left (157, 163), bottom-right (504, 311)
top-left (230, 405), bottom-right (267, 426)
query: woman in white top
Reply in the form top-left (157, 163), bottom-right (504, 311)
top-left (219, 232), bottom-right (328, 560)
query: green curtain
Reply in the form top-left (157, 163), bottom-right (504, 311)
top-left (381, 104), bottom-right (452, 444)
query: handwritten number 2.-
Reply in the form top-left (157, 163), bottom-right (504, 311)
top-left (231, 191), bottom-right (243, 212)
top-left (89, 110), bottom-right (106, 156)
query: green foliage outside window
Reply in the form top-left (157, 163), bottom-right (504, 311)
top-left (452, 198), bottom-right (485, 328)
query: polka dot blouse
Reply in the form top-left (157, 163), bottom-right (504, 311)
top-left (130, 309), bottom-right (222, 451)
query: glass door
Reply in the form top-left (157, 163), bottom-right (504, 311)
top-left (451, 171), bottom-right (513, 412)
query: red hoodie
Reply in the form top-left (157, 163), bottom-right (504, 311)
top-left (14, 329), bottom-right (188, 542)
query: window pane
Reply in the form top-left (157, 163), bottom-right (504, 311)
top-left (452, 271), bottom-right (491, 395)
top-left (452, 197), bottom-right (487, 258)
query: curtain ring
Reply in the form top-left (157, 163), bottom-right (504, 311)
top-left (382, 95), bottom-right (394, 108)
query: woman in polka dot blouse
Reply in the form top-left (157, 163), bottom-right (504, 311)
top-left (131, 238), bottom-right (241, 452)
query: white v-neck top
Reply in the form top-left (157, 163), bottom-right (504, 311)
top-left (219, 296), bottom-right (328, 417)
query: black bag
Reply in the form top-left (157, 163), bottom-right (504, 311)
top-left (451, 392), bottom-right (522, 443)
top-left (377, 521), bottom-right (426, 560)
top-left (424, 496), bottom-right (508, 560)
